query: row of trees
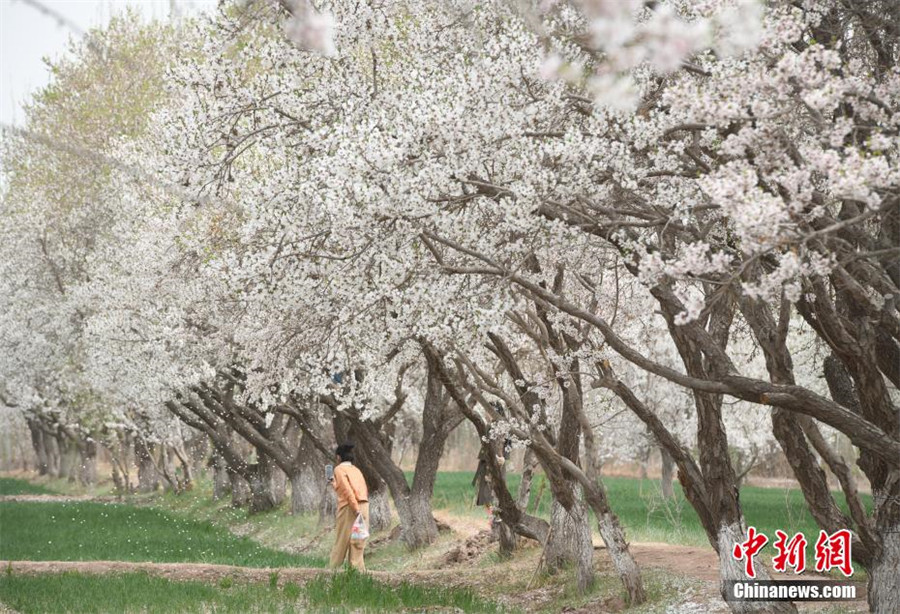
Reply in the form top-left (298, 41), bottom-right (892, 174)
top-left (2, 1), bottom-right (897, 612)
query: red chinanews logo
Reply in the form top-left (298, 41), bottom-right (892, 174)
top-left (733, 527), bottom-right (854, 578)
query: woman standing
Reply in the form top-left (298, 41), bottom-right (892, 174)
top-left (328, 442), bottom-right (370, 571)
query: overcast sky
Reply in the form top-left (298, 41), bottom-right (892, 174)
top-left (0, 0), bottom-right (217, 127)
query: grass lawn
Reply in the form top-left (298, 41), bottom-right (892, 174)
top-left (0, 570), bottom-right (505, 614)
top-left (426, 471), bottom-right (874, 547)
top-left (0, 501), bottom-right (323, 568)
top-left (0, 478), bottom-right (56, 496)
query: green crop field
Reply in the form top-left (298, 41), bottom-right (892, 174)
top-left (0, 571), bottom-right (505, 614)
top-left (0, 500), bottom-right (323, 567)
top-left (0, 477), bottom-right (57, 496)
top-left (426, 471), bottom-right (874, 548)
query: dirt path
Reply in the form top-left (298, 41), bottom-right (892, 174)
top-left (628, 541), bottom-right (721, 582)
top-left (0, 560), bottom-right (328, 584)
top-left (0, 559), bottom-right (479, 590)
top-left (0, 542), bottom-right (738, 586)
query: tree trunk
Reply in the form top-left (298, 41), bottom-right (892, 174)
top-left (211, 449), bottom-right (231, 500)
top-left (171, 444), bottom-right (194, 492)
top-left (367, 488), bottom-right (391, 532)
top-left (158, 445), bottom-right (179, 492)
top-left (115, 432), bottom-right (134, 493)
top-left (545, 498), bottom-right (595, 593)
top-left (319, 484), bottom-right (337, 527)
top-left (718, 522), bottom-right (796, 614)
top-left (660, 447), bottom-right (675, 500)
top-left (111, 462), bottom-right (126, 494)
top-left (290, 468), bottom-right (323, 514)
top-left (248, 452), bottom-right (284, 514)
top-left (290, 432), bottom-right (326, 514)
top-left (394, 491), bottom-right (438, 548)
top-left (516, 449), bottom-right (538, 510)
top-left (57, 436), bottom-right (78, 483)
top-left (45, 431), bottom-right (61, 477)
top-left (229, 470), bottom-right (251, 508)
top-left (271, 464), bottom-right (287, 502)
top-left (868, 527), bottom-right (900, 614)
top-left (134, 437), bottom-right (160, 493)
top-left (184, 434), bottom-right (208, 480)
top-left (78, 439), bottom-right (98, 486)
top-left (498, 519), bottom-right (517, 556)
top-left (27, 420), bottom-right (49, 475)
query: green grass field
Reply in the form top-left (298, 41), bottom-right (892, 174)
top-left (0, 500), bottom-right (323, 567)
top-left (427, 471), bottom-right (874, 547)
top-left (0, 570), bottom-right (504, 614)
top-left (0, 477), bottom-right (56, 496)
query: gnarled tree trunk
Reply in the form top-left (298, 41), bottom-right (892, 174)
top-left (545, 498), bottom-right (594, 592)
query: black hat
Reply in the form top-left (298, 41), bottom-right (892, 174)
top-left (336, 442), bottom-right (355, 462)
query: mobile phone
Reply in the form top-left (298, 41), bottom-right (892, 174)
top-left (325, 464), bottom-right (334, 481)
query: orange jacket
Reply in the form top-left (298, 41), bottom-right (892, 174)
top-left (333, 462), bottom-right (368, 513)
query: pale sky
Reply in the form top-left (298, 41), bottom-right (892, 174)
top-left (0, 0), bottom-right (217, 127)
